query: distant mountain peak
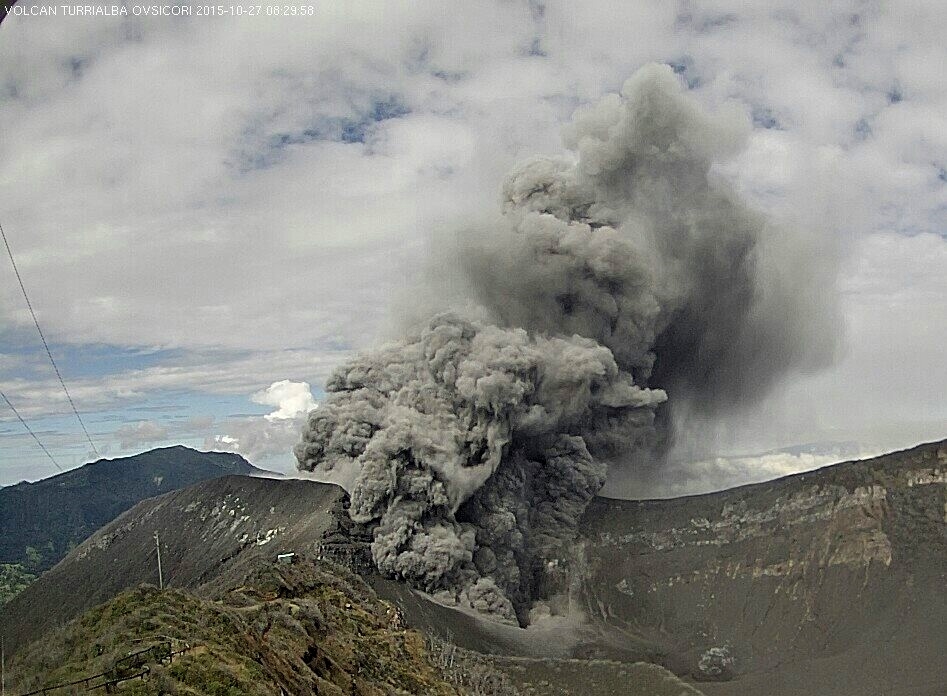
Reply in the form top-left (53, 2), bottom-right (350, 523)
top-left (0, 446), bottom-right (266, 577)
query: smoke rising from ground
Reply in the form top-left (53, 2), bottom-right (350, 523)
top-left (296, 64), bottom-right (838, 623)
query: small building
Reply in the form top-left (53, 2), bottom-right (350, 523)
top-left (277, 552), bottom-right (296, 565)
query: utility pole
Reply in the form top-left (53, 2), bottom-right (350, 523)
top-left (154, 532), bottom-right (164, 590)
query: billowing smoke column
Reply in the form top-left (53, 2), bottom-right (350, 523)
top-left (297, 316), bottom-right (666, 622)
top-left (296, 64), bottom-right (837, 624)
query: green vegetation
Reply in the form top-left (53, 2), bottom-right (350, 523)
top-left (0, 563), bottom-right (35, 604)
top-left (24, 544), bottom-right (45, 568)
top-left (0, 446), bottom-right (256, 573)
top-left (5, 553), bottom-right (702, 696)
top-left (8, 557), bottom-right (488, 695)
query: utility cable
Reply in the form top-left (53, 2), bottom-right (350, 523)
top-left (0, 219), bottom-right (99, 456)
top-left (0, 390), bottom-right (63, 471)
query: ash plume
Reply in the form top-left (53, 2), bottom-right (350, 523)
top-left (296, 64), bottom-right (838, 624)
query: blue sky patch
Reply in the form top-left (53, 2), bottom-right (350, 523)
top-left (751, 106), bottom-right (781, 130)
top-left (237, 94), bottom-right (411, 171)
top-left (667, 58), bottom-right (700, 89)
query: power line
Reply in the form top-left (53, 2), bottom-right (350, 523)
top-left (0, 219), bottom-right (99, 456)
top-left (0, 390), bottom-right (63, 471)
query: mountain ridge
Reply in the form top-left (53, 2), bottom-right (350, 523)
top-left (0, 446), bottom-right (264, 576)
top-left (2, 439), bottom-right (944, 696)
top-left (576, 438), bottom-right (947, 694)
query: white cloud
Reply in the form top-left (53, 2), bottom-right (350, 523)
top-left (0, 2), bottom-right (944, 481)
top-left (604, 443), bottom-right (885, 499)
top-left (252, 380), bottom-right (317, 421)
top-left (0, 349), bottom-right (341, 419)
top-left (114, 420), bottom-right (169, 450)
top-left (205, 380), bottom-right (317, 468)
top-left (205, 417), bottom-right (300, 469)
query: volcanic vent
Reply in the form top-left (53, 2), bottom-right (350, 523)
top-left (295, 63), bottom-right (838, 625)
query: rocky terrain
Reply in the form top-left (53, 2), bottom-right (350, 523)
top-left (0, 474), bottom-right (342, 653)
top-left (8, 558), bottom-right (481, 695)
top-left (2, 439), bottom-right (944, 695)
top-left (0, 476), bottom-right (700, 696)
top-left (485, 657), bottom-right (705, 696)
top-left (576, 439), bottom-right (947, 695)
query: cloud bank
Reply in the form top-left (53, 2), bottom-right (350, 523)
top-left (208, 380), bottom-right (316, 464)
top-left (1, 2), bottom-right (943, 486)
top-left (115, 420), bottom-right (168, 450)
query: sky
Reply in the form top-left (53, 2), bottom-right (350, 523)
top-left (0, 0), bottom-right (944, 492)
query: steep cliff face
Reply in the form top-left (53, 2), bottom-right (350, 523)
top-left (576, 440), bottom-right (947, 695)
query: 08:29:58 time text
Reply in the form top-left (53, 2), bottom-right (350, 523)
top-left (195, 5), bottom-right (316, 16)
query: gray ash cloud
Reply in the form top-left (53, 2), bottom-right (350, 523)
top-left (296, 64), bottom-right (838, 624)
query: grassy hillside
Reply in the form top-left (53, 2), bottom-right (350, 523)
top-left (0, 474), bottom-right (347, 656)
top-left (0, 446), bottom-right (260, 576)
top-left (9, 557), bottom-right (490, 695)
top-left (8, 554), bottom-right (702, 696)
top-left (0, 563), bottom-right (34, 604)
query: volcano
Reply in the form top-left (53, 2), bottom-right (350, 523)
top-left (2, 439), bottom-right (944, 695)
